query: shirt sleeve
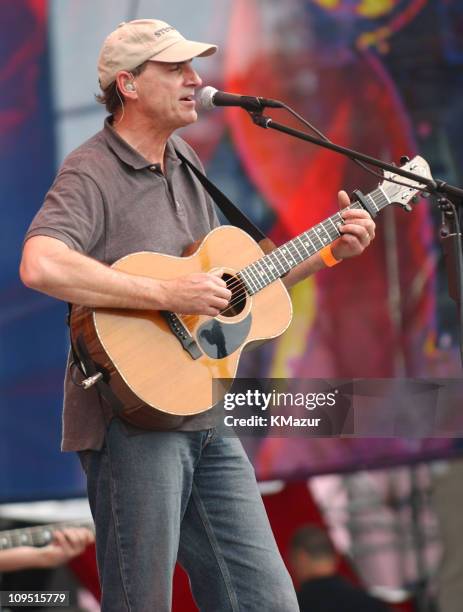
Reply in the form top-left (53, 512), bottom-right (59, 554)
top-left (24, 169), bottom-right (104, 255)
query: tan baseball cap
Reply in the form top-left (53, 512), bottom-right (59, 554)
top-left (98, 19), bottom-right (218, 89)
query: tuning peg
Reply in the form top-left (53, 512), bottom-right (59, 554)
top-left (402, 203), bottom-right (412, 212)
top-left (400, 155), bottom-right (410, 165)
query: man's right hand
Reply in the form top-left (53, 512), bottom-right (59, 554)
top-left (20, 236), bottom-right (232, 314)
top-left (159, 269), bottom-right (231, 316)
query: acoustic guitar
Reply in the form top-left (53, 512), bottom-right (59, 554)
top-left (70, 156), bottom-right (431, 428)
top-left (0, 521), bottom-right (94, 551)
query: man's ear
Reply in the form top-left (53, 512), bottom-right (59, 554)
top-left (116, 71), bottom-right (137, 97)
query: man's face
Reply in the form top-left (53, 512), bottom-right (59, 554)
top-left (131, 59), bottom-right (202, 130)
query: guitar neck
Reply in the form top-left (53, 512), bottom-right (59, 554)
top-left (238, 186), bottom-right (390, 295)
top-left (0, 521), bottom-right (94, 550)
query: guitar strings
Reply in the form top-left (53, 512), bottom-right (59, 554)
top-left (178, 277), bottom-right (246, 325)
top-left (183, 224), bottom-right (341, 319)
top-left (179, 203), bottom-right (363, 324)
top-left (179, 276), bottom-right (248, 324)
top-left (180, 249), bottom-right (291, 322)
top-left (179, 229), bottom-right (339, 324)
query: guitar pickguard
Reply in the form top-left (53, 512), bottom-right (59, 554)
top-left (197, 314), bottom-right (252, 359)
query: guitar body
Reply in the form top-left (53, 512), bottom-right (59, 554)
top-left (70, 226), bottom-right (293, 428)
top-left (70, 156), bottom-right (431, 429)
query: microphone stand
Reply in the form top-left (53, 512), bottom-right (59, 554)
top-left (439, 199), bottom-right (463, 366)
top-left (248, 109), bottom-right (463, 367)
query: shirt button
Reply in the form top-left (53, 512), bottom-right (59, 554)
top-left (149, 164), bottom-right (159, 172)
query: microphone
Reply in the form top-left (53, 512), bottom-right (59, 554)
top-left (197, 86), bottom-right (283, 111)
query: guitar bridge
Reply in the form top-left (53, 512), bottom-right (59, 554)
top-left (161, 311), bottom-right (202, 360)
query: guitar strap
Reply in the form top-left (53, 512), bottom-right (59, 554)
top-left (175, 149), bottom-right (267, 243)
top-left (67, 151), bottom-right (271, 415)
top-left (67, 322), bottom-right (124, 416)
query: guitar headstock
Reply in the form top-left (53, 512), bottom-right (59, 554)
top-left (380, 156), bottom-right (432, 211)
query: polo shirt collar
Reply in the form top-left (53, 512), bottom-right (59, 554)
top-left (103, 117), bottom-right (182, 171)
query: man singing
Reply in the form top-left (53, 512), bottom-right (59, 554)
top-left (20, 19), bottom-right (375, 611)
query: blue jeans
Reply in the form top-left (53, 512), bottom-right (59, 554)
top-left (81, 419), bottom-right (299, 611)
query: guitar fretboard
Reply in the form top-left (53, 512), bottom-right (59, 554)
top-left (0, 521), bottom-right (94, 550)
top-left (238, 188), bottom-right (389, 295)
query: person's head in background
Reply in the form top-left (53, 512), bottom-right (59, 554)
top-left (289, 525), bottom-right (338, 584)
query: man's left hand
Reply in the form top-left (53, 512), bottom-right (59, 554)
top-left (331, 190), bottom-right (376, 261)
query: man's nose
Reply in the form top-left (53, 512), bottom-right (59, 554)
top-left (186, 66), bottom-right (202, 87)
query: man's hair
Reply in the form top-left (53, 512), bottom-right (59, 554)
top-left (290, 525), bottom-right (336, 559)
top-left (95, 61), bottom-right (149, 114)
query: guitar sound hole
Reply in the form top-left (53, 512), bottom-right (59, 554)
top-left (221, 273), bottom-right (247, 317)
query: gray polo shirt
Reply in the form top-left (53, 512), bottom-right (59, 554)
top-left (25, 118), bottom-right (221, 451)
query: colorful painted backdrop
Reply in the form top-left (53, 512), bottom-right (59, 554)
top-left (1, 0), bottom-right (462, 501)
